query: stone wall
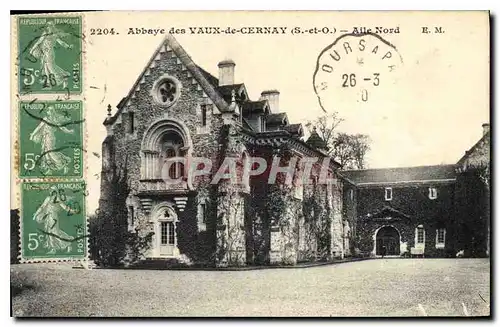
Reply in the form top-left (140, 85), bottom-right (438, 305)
top-left (99, 46), bottom-right (226, 265)
top-left (267, 184), bottom-right (300, 265)
top-left (341, 182), bottom-right (357, 256)
top-left (354, 183), bottom-right (457, 257)
top-left (456, 132), bottom-right (490, 257)
top-left (98, 42), bottom-right (346, 266)
top-left (330, 180), bottom-right (344, 258)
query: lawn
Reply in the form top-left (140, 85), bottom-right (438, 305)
top-left (11, 258), bottom-right (490, 317)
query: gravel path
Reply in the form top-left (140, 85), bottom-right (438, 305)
top-left (11, 258), bottom-right (490, 317)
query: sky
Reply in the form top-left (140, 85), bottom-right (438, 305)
top-left (19, 11), bottom-right (488, 213)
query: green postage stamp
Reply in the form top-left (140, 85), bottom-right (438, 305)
top-left (18, 100), bottom-right (84, 178)
top-left (21, 181), bottom-right (87, 261)
top-left (17, 16), bottom-right (82, 94)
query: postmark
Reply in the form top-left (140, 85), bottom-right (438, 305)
top-left (18, 100), bottom-right (84, 178)
top-left (20, 181), bottom-right (87, 261)
top-left (313, 32), bottom-right (403, 112)
top-left (17, 16), bottom-right (82, 94)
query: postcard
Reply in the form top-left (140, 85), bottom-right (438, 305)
top-left (10, 11), bottom-right (490, 317)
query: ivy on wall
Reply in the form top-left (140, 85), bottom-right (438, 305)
top-left (90, 155), bottom-right (154, 267)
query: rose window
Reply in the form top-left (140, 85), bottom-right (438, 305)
top-left (158, 80), bottom-right (177, 104)
top-left (152, 76), bottom-right (181, 107)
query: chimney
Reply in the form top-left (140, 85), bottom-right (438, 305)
top-left (482, 123), bottom-right (490, 135)
top-left (217, 59), bottom-right (235, 86)
top-left (260, 90), bottom-right (280, 113)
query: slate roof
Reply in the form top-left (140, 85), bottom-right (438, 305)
top-left (116, 97), bottom-right (127, 109)
top-left (341, 165), bottom-right (457, 185)
top-left (196, 65), bottom-right (219, 88)
top-left (242, 117), bottom-right (255, 132)
top-left (306, 130), bottom-right (328, 150)
top-left (267, 112), bottom-right (288, 125)
top-left (283, 123), bottom-right (303, 136)
top-left (216, 84), bottom-right (245, 103)
top-left (457, 130), bottom-right (490, 166)
top-left (242, 100), bottom-right (268, 114)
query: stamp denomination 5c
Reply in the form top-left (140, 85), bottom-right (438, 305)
top-left (21, 181), bottom-right (87, 261)
top-left (18, 100), bottom-right (84, 178)
top-left (17, 16), bottom-right (82, 94)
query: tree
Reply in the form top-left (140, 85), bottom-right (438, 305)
top-left (459, 136), bottom-right (490, 257)
top-left (306, 113), bottom-right (371, 170)
top-left (90, 155), bottom-right (153, 267)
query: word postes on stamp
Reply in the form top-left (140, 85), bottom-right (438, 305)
top-left (18, 16), bottom-right (82, 94)
top-left (19, 100), bottom-right (84, 178)
top-left (21, 181), bottom-right (87, 261)
top-left (313, 32), bottom-right (403, 112)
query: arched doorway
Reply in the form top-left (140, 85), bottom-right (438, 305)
top-left (150, 203), bottom-right (179, 258)
top-left (376, 226), bottom-right (400, 256)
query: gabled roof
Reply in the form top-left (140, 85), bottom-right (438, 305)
top-left (196, 65), bottom-right (219, 88)
top-left (242, 100), bottom-right (269, 114)
top-left (457, 130), bottom-right (490, 166)
top-left (104, 34), bottom-right (231, 125)
top-left (116, 97), bottom-right (127, 109)
top-left (283, 123), bottom-right (304, 137)
top-left (242, 117), bottom-right (255, 132)
top-left (360, 205), bottom-right (411, 221)
top-left (306, 129), bottom-right (328, 150)
top-left (267, 112), bottom-right (289, 126)
top-left (216, 83), bottom-right (249, 103)
top-left (372, 206), bottom-right (410, 219)
top-left (341, 164), bottom-right (457, 186)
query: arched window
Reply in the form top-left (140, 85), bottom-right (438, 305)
top-left (141, 118), bottom-right (191, 184)
top-left (166, 148), bottom-right (177, 179)
top-left (161, 132), bottom-right (185, 180)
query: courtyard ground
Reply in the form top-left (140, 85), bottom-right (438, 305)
top-left (11, 258), bottom-right (490, 317)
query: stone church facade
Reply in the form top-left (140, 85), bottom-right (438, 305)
top-left (98, 35), bottom-right (345, 267)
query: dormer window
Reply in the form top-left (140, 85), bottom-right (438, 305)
top-left (385, 187), bottom-right (393, 201)
top-left (428, 187), bottom-right (438, 200)
top-left (261, 116), bottom-right (266, 132)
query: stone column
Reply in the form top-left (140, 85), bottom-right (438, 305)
top-left (267, 149), bottom-right (298, 265)
top-left (331, 180), bottom-right (344, 259)
top-left (215, 188), bottom-right (246, 267)
top-left (214, 124), bottom-right (246, 267)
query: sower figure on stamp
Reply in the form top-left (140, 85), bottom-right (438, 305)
top-left (28, 21), bottom-right (73, 89)
top-left (32, 186), bottom-right (79, 255)
top-left (29, 105), bottom-right (74, 175)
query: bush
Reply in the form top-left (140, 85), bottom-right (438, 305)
top-left (89, 155), bottom-right (153, 267)
top-left (89, 212), bottom-right (154, 267)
